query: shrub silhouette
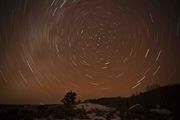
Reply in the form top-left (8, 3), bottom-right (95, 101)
top-left (62, 91), bottom-right (78, 105)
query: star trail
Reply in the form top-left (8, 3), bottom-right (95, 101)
top-left (0, 0), bottom-right (179, 104)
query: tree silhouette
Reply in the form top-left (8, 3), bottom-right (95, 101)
top-left (146, 84), bottom-right (160, 91)
top-left (61, 91), bottom-right (78, 105)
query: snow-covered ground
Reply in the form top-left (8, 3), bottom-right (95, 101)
top-left (74, 103), bottom-right (121, 120)
top-left (31, 103), bottom-right (173, 120)
top-left (75, 103), bottom-right (114, 112)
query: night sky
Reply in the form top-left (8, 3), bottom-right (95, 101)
top-left (0, 0), bottom-right (180, 104)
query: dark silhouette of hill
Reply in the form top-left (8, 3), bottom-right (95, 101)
top-left (84, 84), bottom-right (180, 118)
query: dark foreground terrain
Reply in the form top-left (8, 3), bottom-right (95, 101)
top-left (0, 84), bottom-right (180, 120)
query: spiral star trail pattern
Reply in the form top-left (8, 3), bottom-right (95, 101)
top-left (0, 0), bottom-right (180, 104)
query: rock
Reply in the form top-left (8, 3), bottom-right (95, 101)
top-left (128, 104), bottom-right (145, 114)
top-left (150, 108), bottom-right (171, 115)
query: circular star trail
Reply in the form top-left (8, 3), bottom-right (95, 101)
top-left (0, 0), bottom-right (179, 104)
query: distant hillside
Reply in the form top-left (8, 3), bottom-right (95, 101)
top-left (84, 84), bottom-right (180, 116)
top-left (129, 84), bottom-right (180, 112)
